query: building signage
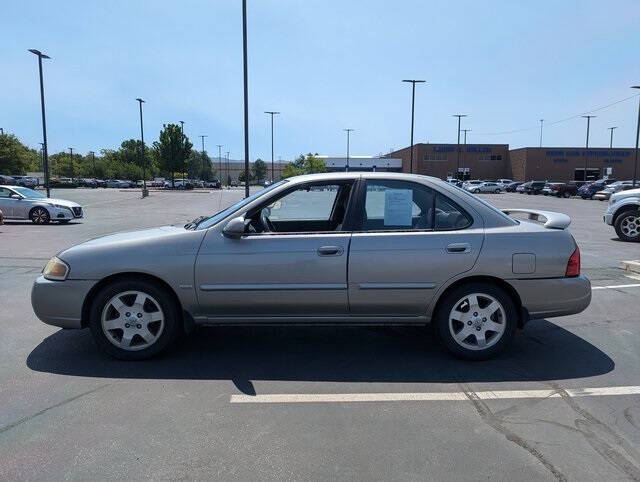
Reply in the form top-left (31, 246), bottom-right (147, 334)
top-left (545, 149), bottom-right (630, 165)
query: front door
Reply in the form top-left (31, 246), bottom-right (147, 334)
top-left (348, 179), bottom-right (483, 317)
top-left (194, 181), bottom-right (355, 318)
top-left (0, 188), bottom-right (16, 217)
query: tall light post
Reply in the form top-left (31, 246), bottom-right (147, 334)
top-left (461, 129), bottom-right (471, 180)
top-left (68, 147), bottom-right (74, 178)
top-left (343, 128), bottom-right (354, 172)
top-left (217, 144), bottom-right (223, 183)
top-left (135, 98), bottom-right (146, 190)
top-left (179, 120), bottom-right (185, 181)
top-left (39, 143), bottom-right (45, 171)
top-left (632, 86), bottom-right (640, 187)
top-left (0, 128), bottom-right (4, 135)
top-left (89, 150), bottom-right (96, 179)
top-left (582, 115), bottom-right (596, 181)
top-left (453, 114), bottom-right (467, 179)
top-left (226, 151), bottom-right (230, 187)
top-left (607, 127), bottom-right (617, 149)
top-left (539, 119), bottom-right (544, 147)
top-left (199, 135), bottom-right (208, 179)
top-left (264, 111), bottom-right (280, 182)
top-left (28, 49), bottom-right (51, 197)
top-left (242, 0), bottom-right (250, 198)
top-left (402, 79), bottom-right (426, 173)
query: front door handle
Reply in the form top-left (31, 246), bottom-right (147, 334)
top-left (317, 245), bottom-right (343, 256)
top-left (446, 243), bottom-right (471, 253)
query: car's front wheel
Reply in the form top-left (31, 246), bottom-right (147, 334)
top-left (30, 207), bottom-right (50, 224)
top-left (434, 283), bottom-right (517, 360)
top-left (614, 210), bottom-right (640, 242)
top-left (89, 279), bottom-right (181, 360)
top-left (494, 189), bottom-right (501, 194)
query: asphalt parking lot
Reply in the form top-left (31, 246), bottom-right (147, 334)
top-left (1, 188), bottom-right (639, 480)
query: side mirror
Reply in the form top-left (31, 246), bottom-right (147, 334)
top-left (10, 194), bottom-right (21, 200)
top-left (222, 216), bottom-right (246, 238)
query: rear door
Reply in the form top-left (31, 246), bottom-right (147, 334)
top-left (348, 179), bottom-right (483, 317)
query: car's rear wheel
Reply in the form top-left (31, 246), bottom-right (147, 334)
top-left (494, 189), bottom-right (501, 193)
top-left (30, 207), bottom-right (50, 224)
top-left (614, 210), bottom-right (640, 242)
top-left (434, 283), bottom-right (517, 360)
top-left (563, 191), bottom-right (571, 198)
top-left (89, 279), bottom-right (181, 360)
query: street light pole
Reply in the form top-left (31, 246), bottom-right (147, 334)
top-left (226, 151), bottom-right (230, 187)
top-left (539, 119), bottom-right (544, 147)
top-left (582, 115), bottom-right (596, 181)
top-left (68, 147), bottom-right (74, 179)
top-left (39, 143), bottom-right (45, 171)
top-left (631, 86), bottom-right (640, 187)
top-left (343, 129), bottom-right (354, 172)
top-left (242, 0), bottom-right (250, 198)
top-left (453, 114), bottom-right (467, 179)
top-left (28, 49), bottom-right (51, 197)
top-left (217, 145), bottom-right (223, 183)
top-left (264, 111), bottom-right (280, 182)
top-left (179, 120), bottom-right (185, 182)
top-left (402, 79), bottom-right (426, 173)
top-left (607, 127), bottom-right (617, 149)
top-left (461, 129), bottom-right (471, 180)
top-left (199, 135), bottom-right (208, 179)
top-left (135, 98), bottom-right (146, 191)
top-left (89, 151), bottom-right (96, 179)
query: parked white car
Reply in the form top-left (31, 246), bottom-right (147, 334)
top-left (603, 186), bottom-right (640, 242)
top-left (0, 185), bottom-right (83, 224)
top-left (11, 175), bottom-right (39, 188)
top-left (465, 182), bottom-right (502, 194)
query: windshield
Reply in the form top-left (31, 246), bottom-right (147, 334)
top-left (193, 180), bottom-right (287, 230)
top-left (13, 187), bottom-right (45, 199)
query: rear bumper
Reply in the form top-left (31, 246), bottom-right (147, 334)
top-left (510, 275), bottom-right (591, 320)
top-left (31, 276), bottom-right (96, 328)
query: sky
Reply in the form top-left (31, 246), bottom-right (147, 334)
top-left (2, 0), bottom-right (640, 161)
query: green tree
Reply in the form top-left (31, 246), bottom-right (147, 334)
top-left (282, 153), bottom-right (326, 178)
top-left (0, 133), bottom-right (39, 175)
top-left (153, 123), bottom-right (192, 187)
top-left (186, 151), bottom-right (216, 181)
top-left (252, 158), bottom-right (267, 182)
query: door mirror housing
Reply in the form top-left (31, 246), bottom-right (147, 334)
top-left (10, 194), bottom-right (21, 200)
top-left (223, 216), bottom-right (247, 238)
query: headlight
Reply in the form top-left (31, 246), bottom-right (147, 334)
top-left (43, 256), bottom-right (69, 281)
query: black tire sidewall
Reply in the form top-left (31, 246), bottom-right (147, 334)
top-left (89, 279), bottom-right (180, 360)
top-left (30, 207), bottom-right (50, 224)
top-left (434, 282), bottom-right (517, 360)
top-left (614, 210), bottom-right (640, 242)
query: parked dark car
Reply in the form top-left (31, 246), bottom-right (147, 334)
top-left (524, 181), bottom-right (546, 195)
top-left (505, 182), bottom-right (523, 192)
top-left (545, 182), bottom-right (579, 198)
top-left (579, 181), bottom-right (606, 199)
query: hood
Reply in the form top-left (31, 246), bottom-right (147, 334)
top-left (611, 187), bottom-right (640, 203)
top-left (80, 225), bottom-right (186, 248)
top-left (37, 197), bottom-right (81, 208)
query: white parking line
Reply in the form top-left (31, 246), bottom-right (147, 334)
top-left (592, 283), bottom-right (640, 290)
top-left (230, 386), bottom-right (640, 404)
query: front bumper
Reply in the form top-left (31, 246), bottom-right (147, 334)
top-left (603, 212), bottom-right (614, 225)
top-left (49, 205), bottom-right (83, 220)
top-left (31, 275), bottom-right (96, 328)
top-left (509, 275), bottom-right (591, 320)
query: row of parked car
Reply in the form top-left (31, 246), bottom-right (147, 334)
top-left (513, 179), bottom-right (637, 201)
top-left (0, 174), bottom-right (39, 188)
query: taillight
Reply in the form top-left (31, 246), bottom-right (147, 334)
top-left (566, 246), bottom-right (580, 277)
top-left (552, 185), bottom-right (560, 191)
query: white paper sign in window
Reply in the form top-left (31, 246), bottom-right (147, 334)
top-left (384, 188), bottom-right (413, 226)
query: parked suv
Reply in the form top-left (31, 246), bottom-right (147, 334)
top-left (603, 187), bottom-right (640, 242)
top-left (524, 181), bottom-right (546, 195)
top-left (12, 175), bottom-right (38, 188)
top-left (544, 182), bottom-right (579, 198)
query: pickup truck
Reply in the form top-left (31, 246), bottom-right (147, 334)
top-left (603, 187), bottom-right (640, 242)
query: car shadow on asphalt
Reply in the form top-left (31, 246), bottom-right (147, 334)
top-left (2, 221), bottom-right (83, 226)
top-left (27, 320), bottom-right (614, 395)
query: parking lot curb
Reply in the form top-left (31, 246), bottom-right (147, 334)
top-left (620, 260), bottom-right (640, 274)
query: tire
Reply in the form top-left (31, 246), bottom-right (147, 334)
top-left (30, 207), bottom-right (50, 225)
top-left (527, 191), bottom-right (531, 195)
top-left (494, 189), bottom-right (501, 194)
top-left (614, 209), bottom-right (640, 242)
top-left (434, 282), bottom-right (517, 360)
top-left (563, 191), bottom-right (570, 198)
top-left (89, 279), bottom-right (181, 360)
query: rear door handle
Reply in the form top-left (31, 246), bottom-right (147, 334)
top-left (317, 245), bottom-right (343, 256)
top-left (446, 243), bottom-right (471, 253)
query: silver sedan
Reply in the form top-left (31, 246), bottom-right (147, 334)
top-left (31, 172), bottom-right (591, 360)
top-left (0, 185), bottom-right (83, 224)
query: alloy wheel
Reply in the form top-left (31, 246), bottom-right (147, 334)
top-left (620, 214), bottom-right (640, 239)
top-left (101, 290), bottom-right (165, 351)
top-left (31, 208), bottom-right (49, 224)
top-left (448, 293), bottom-right (506, 351)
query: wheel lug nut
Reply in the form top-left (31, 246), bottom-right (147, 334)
top-left (476, 326), bottom-right (481, 331)
top-left (482, 317), bottom-right (487, 322)
top-left (136, 324), bottom-right (142, 329)
top-left (137, 313), bottom-right (143, 318)
top-left (125, 312), bottom-right (131, 317)
top-left (125, 323), bottom-right (130, 328)
top-left (467, 321), bottom-right (472, 325)
top-left (473, 312), bottom-right (478, 317)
